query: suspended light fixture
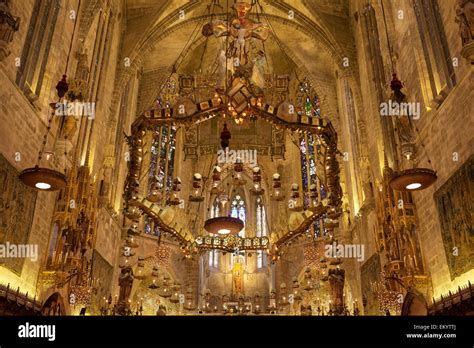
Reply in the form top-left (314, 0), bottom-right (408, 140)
top-left (134, 257), bottom-right (146, 280)
top-left (292, 277), bottom-right (302, 302)
top-left (271, 173), bottom-right (284, 201)
top-left (233, 158), bottom-right (247, 186)
top-left (250, 166), bottom-right (264, 195)
top-left (302, 267), bottom-right (314, 291)
top-left (124, 206), bottom-right (141, 220)
top-left (204, 216), bottom-right (244, 236)
top-left (19, 103), bottom-right (67, 191)
top-left (389, 167), bottom-right (437, 191)
top-left (387, 72), bottom-right (438, 192)
top-left (210, 166), bottom-right (223, 195)
top-left (220, 122), bottom-right (231, 149)
top-left (184, 287), bottom-right (196, 311)
top-left (379, 0), bottom-right (437, 193)
top-left (19, 165), bottom-right (67, 191)
top-left (203, 288), bottom-right (212, 313)
top-left (169, 282), bottom-right (181, 304)
top-left (169, 177), bottom-right (182, 205)
top-left (268, 289), bottom-right (278, 313)
top-left (149, 267), bottom-right (160, 289)
top-left (19, 2), bottom-right (81, 191)
top-left (147, 181), bottom-right (163, 202)
top-left (279, 283), bottom-right (289, 307)
top-left (253, 292), bottom-right (262, 314)
top-left (288, 183), bottom-right (303, 211)
top-left (189, 173), bottom-right (204, 202)
top-left (159, 275), bottom-right (172, 298)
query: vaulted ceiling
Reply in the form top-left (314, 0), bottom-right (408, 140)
top-left (118, 0), bottom-right (358, 126)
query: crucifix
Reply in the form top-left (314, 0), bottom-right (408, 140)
top-left (203, 1), bottom-right (269, 67)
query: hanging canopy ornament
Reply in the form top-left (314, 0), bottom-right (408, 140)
top-left (220, 122), bottom-right (231, 149)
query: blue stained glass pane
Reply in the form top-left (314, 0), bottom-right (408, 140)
top-left (320, 185), bottom-right (327, 199)
top-left (166, 127), bottom-right (177, 193)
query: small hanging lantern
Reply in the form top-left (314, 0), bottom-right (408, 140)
top-left (233, 158), bottom-right (246, 186)
top-left (169, 177), bottom-right (182, 205)
top-left (189, 173), bottom-right (204, 202)
top-left (147, 181), bottom-right (163, 203)
top-left (149, 267), bottom-right (160, 289)
top-left (292, 277), bottom-right (302, 302)
top-left (137, 256), bottom-right (145, 268)
top-left (390, 73), bottom-right (405, 103)
top-left (169, 282), bottom-right (181, 304)
top-left (250, 166), bottom-right (264, 195)
top-left (127, 220), bottom-right (140, 235)
top-left (268, 289), bottom-right (278, 313)
top-left (159, 275), bottom-right (172, 298)
top-left (253, 292), bottom-right (261, 314)
top-left (184, 287), bottom-right (196, 311)
top-left (279, 283), bottom-right (289, 307)
top-left (135, 259), bottom-right (146, 280)
top-left (124, 206), bottom-right (141, 220)
top-left (211, 166), bottom-right (223, 195)
top-left (204, 288), bottom-right (212, 312)
top-left (220, 122), bottom-right (231, 149)
top-left (288, 183), bottom-right (303, 211)
top-left (271, 173), bottom-right (284, 201)
top-left (303, 267), bottom-right (313, 291)
top-left (56, 74), bottom-right (69, 98)
top-left (309, 183), bottom-right (321, 211)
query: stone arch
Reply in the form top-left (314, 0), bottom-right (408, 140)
top-left (401, 290), bottom-right (428, 316)
top-left (41, 291), bottom-right (70, 316)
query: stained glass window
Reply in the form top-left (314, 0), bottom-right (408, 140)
top-left (231, 194), bottom-right (246, 266)
top-left (231, 194), bottom-right (246, 238)
top-left (256, 197), bottom-right (267, 268)
top-left (297, 80), bottom-right (328, 239)
top-left (145, 125), bottom-right (177, 236)
top-left (296, 79), bottom-right (321, 119)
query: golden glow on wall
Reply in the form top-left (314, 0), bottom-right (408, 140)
top-left (432, 269), bottom-right (474, 300)
top-left (0, 267), bottom-right (37, 297)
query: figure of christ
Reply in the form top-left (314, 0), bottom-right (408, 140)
top-left (232, 256), bottom-right (244, 295)
top-left (203, 1), bottom-right (269, 67)
top-left (216, 49), bottom-right (235, 91)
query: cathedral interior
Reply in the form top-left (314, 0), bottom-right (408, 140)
top-left (0, 0), bottom-right (473, 318)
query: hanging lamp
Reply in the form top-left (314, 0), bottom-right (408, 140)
top-left (18, 103), bottom-right (67, 191)
top-left (19, 3), bottom-right (80, 191)
top-left (379, 0), bottom-right (437, 192)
